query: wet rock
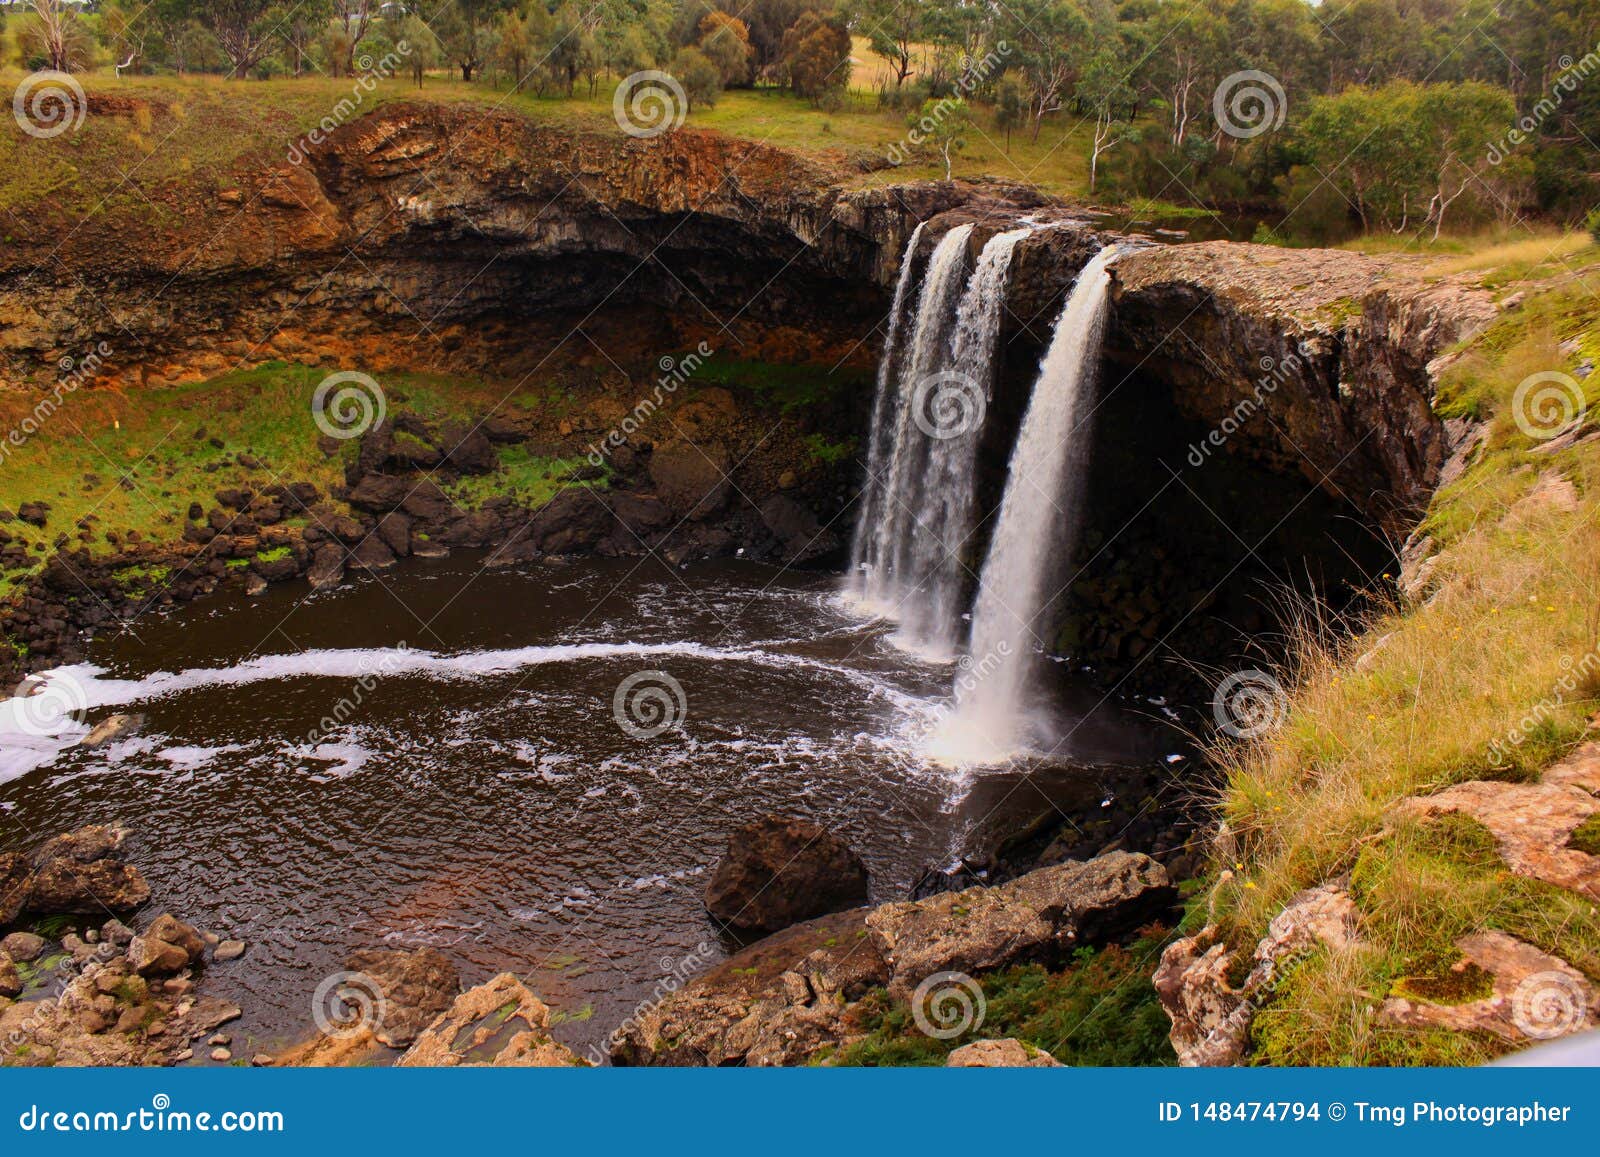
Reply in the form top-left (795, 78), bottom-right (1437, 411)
top-left (398, 973), bottom-right (581, 1067)
top-left (214, 940), bottom-right (246, 962)
top-left (0, 854), bottom-right (29, 925)
top-left (342, 947), bottom-right (459, 1048)
top-left (705, 815), bottom-right (870, 933)
top-left (307, 543), bottom-right (345, 590)
top-left (210, 1047), bottom-right (232, 1062)
top-left (619, 852), bottom-right (1172, 1066)
top-left (77, 712), bottom-right (145, 750)
top-left (100, 918), bottom-right (134, 947)
top-left (0, 952), bottom-right (20, 999)
top-left (2, 931), bottom-right (46, 962)
top-left (757, 495), bottom-right (838, 566)
top-left (26, 853), bottom-right (150, 916)
top-left (347, 536), bottom-right (397, 571)
top-left (28, 824), bottom-right (128, 868)
top-left (868, 851), bottom-right (1175, 997)
top-left (376, 512), bottom-right (412, 557)
top-left (946, 1038), bottom-right (1063, 1067)
top-left (127, 914), bottom-right (205, 976)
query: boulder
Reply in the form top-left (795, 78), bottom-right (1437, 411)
top-left (1, 931), bottom-right (46, 962)
top-left (77, 713), bottom-right (144, 750)
top-left (649, 443), bottom-right (730, 520)
top-left (867, 852), bottom-right (1175, 997)
top-left (610, 909), bottom-right (880, 1067)
top-left (946, 1038), bottom-right (1063, 1067)
top-left (398, 973), bottom-right (582, 1067)
top-left (0, 853), bottom-right (29, 925)
top-left (618, 852), bottom-right (1174, 1067)
top-left (705, 815), bottom-right (870, 933)
top-left (127, 914), bottom-right (205, 976)
top-left (341, 947), bottom-right (460, 1048)
top-left (26, 858), bottom-right (151, 915)
top-left (757, 495), bottom-right (839, 565)
top-left (0, 951), bottom-right (19, 999)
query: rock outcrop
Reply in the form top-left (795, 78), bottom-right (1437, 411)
top-left (614, 852), bottom-right (1174, 1066)
top-left (1110, 243), bottom-right (1498, 533)
top-left (397, 973), bottom-right (582, 1067)
top-left (1155, 883), bottom-right (1361, 1067)
top-left (704, 815), bottom-right (870, 933)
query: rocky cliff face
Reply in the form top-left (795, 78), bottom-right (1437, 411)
top-left (0, 102), bottom-right (1498, 699)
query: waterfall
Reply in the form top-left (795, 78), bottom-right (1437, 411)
top-left (848, 223), bottom-right (1034, 659)
top-left (848, 223), bottom-right (973, 640)
top-left (929, 245), bottom-right (1121, 763)
top-left (890, 226), bottom-right (1033, 655)
top-left (849, 221), bottom-right (926, 590)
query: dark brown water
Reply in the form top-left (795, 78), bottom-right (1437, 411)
top-left (0, 553), bottom-right (1168, 1060)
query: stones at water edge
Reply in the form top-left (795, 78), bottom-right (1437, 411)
top-left (341, 948), bottom-right (460, 1049)
top-left (127, 914), bottom-right (206, 977)
top-left (704, 815), bottom-right (871, 934)
top-left (5, 824), bottom-right (152, 919)
top-left (397, 973), bottom-right (583, 1067)
top-left (0, 950), bottom-right (20, 999)
top-left (1, 931), bottom-right (46, 962)
top-left (617, 852), bottom-right (1175, 1067)
top-left (77, 712), bottom-right (145, 750)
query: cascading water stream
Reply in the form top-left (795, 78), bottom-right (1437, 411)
top-left (928, 245), bottom-right (1121, 764)
top-left (890, 226), bottom-right (1033, 655)
top-left (849, 219), bottom-right (927, 584)
top-left (850, 224), bottom-right (972, 631)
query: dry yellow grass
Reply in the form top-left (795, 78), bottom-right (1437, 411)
top-left (1204, 270), bottom-right (1600, 1063)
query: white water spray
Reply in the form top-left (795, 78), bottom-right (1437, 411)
top-left (928, 245), bottom-right (1121, 763)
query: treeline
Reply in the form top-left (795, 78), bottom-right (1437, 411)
top-left (7, 0), bottom-right (1598, 232)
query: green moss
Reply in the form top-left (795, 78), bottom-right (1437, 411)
top-left (1568, 813), bottom-right (1600, 856)
top-left (835, 930), bottom-right (1176, 1067)
top-left (802, 434), bottom-right (855, 466)
top-left (255, 546), bottom-right (291, 564)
